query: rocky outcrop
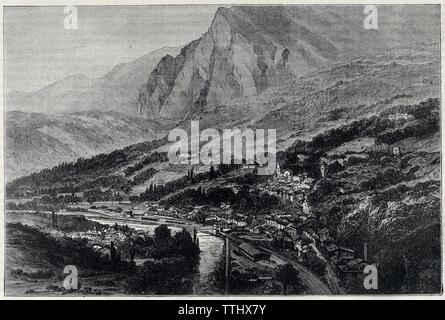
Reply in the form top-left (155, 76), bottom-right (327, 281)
top-left (137, 7), bottom-right (298, 119)
top-left (137, 41), bottom-right (199, 118)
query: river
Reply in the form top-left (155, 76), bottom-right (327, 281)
top-left (193, 231), bottom-right (224, 295)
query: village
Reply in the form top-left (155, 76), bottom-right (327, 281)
top-left (129, 162), bottom-right (371, 284)
top-left (6, 159), bottom-right (377, 293)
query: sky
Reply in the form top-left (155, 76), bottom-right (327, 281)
top-left (4, 5), bottom-right (220, 92)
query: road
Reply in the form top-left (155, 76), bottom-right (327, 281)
top-left (309, 243), bottom-right (344, 294)
top-left (259, 246), bottom-right (333, 295)
top-left (8, 209), bottom-right (215, 235)
top-left (217, 230), bottom-right (333, 295)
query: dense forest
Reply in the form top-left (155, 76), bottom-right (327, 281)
top-left (6, 137), bottom-right (169, 197)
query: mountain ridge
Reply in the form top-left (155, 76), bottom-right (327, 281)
top-left (137, 5), bottom-right (439, 120)
top-left (5, 110), bottom-right (173, 181)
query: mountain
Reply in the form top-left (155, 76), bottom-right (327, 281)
top-left (192, 42), bottom-right (440, 149)
top-left (5, 110), bottom-right (172, 181)
top-left (5, 46), bottom-right (180, 115)
top-left (137, 6), bottom-right (439, 119)
top-left (6, 6), bottom-right (440, 182)
top-left (6, 40), bottom-right (440, 192)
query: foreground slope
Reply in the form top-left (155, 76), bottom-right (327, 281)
top-left (5, 111), bottom-right (171, 180)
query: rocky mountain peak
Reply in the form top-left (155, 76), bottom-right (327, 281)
top-left (137, 6), bottom-right (295, 119)
top-left (136, 6), bottom-right (439, 120)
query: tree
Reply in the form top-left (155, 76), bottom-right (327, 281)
top-left (304, 251), bottom-right (326, 277)
top-left (195, 211), bottom-right (206, 224)
top-left (273, 264), bottom-right (301, 294)
top-left (270, 238), bottom-right (282, 250)
top-left (87, 196), bottom-right (96, 205)
top-left (174, 228), bottom-right (199, 257)
top-left (188, 167), bottom-right (195, 182)
top-left (327, 161), bottom-right (343, 176)
top-left (70, 192), bottom-right (76, 204)
top-left (209, 165), bottom-right (217, 179)
top-left (154, 224), bottom-right (171, 245)
top-left (110, 241), bottom-right (121, 267)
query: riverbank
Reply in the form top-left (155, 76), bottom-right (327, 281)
top-left (5, 212), bottom-right (202, 296)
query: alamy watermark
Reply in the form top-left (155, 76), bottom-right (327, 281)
top-left (64, 6), bottom-right (78, 30)
top-left (63, 265), bottom-right (78, 290)
top-left (168, 121), bottom-right (276, 175)
top-left (363, 5), bottom-right (378, 30)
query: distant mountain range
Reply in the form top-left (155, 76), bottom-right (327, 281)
top-left (6, 46), bottom-right (180, 115)
top-left (5, 46), bottom-right (181, 180)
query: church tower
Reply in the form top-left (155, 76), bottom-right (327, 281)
top-left (276, 162), bottom-right (281, 177)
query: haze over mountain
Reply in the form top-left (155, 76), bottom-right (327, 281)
top-left (138, 6), bottom-right (439, 120)
top-left (5, 46), bottom-right (180, 180)
top-left (6, 46), bottom-right (180, 115)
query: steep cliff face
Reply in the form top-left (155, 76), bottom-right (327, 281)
top-left (138, 7), bottom-right (298, 119)
top-left (137, 42), bottom-right (198, 118)
top-left (137, 5), bottom-right (440, 119)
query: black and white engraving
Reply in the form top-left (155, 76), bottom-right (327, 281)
top-left (3, 4), bottom-right (441, 296)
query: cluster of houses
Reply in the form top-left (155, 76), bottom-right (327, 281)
top-left (183, 163), bottom-right (368, 279)
top-left (184, 198), bottom-right (367, 278)
top-left (184, 203), bottom-right (248, 230)
top-left (321, 241), bottom-right (368, 278)
top-left (365, 143), bottom-right (403, 157)
top-left (387, 113), bottom-right (414, 122)
top-left (260, 206), bottom-right (368, 278)
top-left (49, 225), bottom-right (129, 253)
top-left (142, 203), bottom-right (180, 217)
top-left (260, 163), bottom-right (314, 210)
top-left (244, 212), bottom-right (367, 278)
